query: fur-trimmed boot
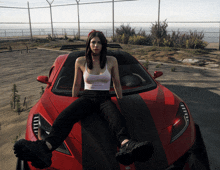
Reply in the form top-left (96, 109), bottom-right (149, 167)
top-left (14, 139), bottom-right (52, 169)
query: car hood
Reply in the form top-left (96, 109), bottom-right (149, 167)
top-left (45, 85), bottom-right (181, 169)
top-left (48, 84), bottom-right (181, 137)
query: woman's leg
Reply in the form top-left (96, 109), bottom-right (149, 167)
top-left (99, 99), bottom-right (130, 144)
top-left (14, 96), bottom-right (94, 169)
top-left (100, 99), bottom-right (154, 165)
top-left (46, 97), bottom-right (94, 151)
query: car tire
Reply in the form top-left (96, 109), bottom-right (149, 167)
top-left (16, 158), bottom-right (30, 170)
top-left (186, 123), bottom-right (211, 170)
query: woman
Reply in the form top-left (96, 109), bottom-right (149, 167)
top-left (14, 30), bottom-right (154, 168)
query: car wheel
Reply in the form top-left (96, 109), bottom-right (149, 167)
top-left (185, 123), bottom-right (211, 170)
top-left (16, 158), bottom-right (30, 170)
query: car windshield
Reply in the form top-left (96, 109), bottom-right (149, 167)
top-left (52, 51), bottom-right (157, 97)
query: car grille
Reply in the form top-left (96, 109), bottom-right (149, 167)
top-left (32, 114), bottom-right (40, 137)
top-left (31, 114), bottom-right (71, 155)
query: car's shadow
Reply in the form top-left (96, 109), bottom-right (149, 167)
top-left (162, 83), bottom-right (220, 170)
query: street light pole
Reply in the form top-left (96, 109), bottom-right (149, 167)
top-left (46, 0), bottom-right (54, 37)
top-left (76, 0), bottom-right (80, 40)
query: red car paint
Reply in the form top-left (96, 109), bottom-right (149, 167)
top-left (24, 52), bottom-right (196, 170)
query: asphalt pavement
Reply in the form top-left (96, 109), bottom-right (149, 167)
top-left (147, 62), bottom-right (220, 170)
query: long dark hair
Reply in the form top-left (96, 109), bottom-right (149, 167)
top-left (85, 30), bottom-right (107, 69)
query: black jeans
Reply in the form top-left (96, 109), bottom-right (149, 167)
top-left (45, 90), bottom-right (130, 151)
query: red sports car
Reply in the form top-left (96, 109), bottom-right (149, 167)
top-left (16, 47), bottom-right (210, 170)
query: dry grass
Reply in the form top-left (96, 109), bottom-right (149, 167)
top-left (1, 38), bottom-right (220, 68)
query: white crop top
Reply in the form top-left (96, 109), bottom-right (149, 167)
top-left (83, 63), bottom-right (111, 90)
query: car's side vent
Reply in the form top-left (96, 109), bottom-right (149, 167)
top-left (32, 114), bottom-right (39, 137)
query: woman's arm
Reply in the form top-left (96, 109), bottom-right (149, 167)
top-left (72, 58), bottom-right (83, 97)
top-left (111, 57), bottom-right (123, 99)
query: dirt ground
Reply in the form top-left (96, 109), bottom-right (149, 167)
top-left (0, 47), bottom-right (219, 170)
top-left (0, 49), bottom-right (66, 170)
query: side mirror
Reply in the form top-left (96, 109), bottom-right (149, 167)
top-left (153, 71), bottom-right (163, 79)
top-left (37, 76), bottom-right (51, 85)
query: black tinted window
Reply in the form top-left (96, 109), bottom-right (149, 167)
top-left (52, 51), bottom-right (156, 96)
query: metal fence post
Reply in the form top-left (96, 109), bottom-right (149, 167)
top-left (27, 1), bottom-right (33, 40)
top-left (76, 0), bottom-right (80, 39)
top-left (112, 0), bottom-right (114, 40)
top-left (158, 0), bottom-right (160, 47)
top-left (219, 22), bottom-right (220, 50)
top-left (158, 0), bottom-right (160, 30)
top-left (46, 0), bottom-right (54, 38)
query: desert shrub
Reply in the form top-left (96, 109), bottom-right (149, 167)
top-left (151, 21), bottom-right (207, 49)
top-left (64, 33), bottom-right (68, 40)
top-left (35, 39), bottom-right (50, 43)
top-left (8, 46), bottom-right (12, 51)
top-left (128, 35), bottom-right (152, 45)
top-left (46, 34), bottom-right (56, 41)
top-left (113, 25), bottom-right (135, 44)
top-left (156, 64), bottom-right (161, 68)
top-left (171, 67), bottom-right (176, 72)
top-left (137, 29), bottom-right (146, 36)
top-left (113, 25), bottom-right (152, 45)
top-left (163, 30), bottom-right (207, 49)
top-left (10, 84), bottom-right (29, 114)
top-left (163, 38), bottom-right (170, 47)
top-left (143, 59), bottom-right (149, 70)
top-left (121, 34), bottom-right (130, 44)
top-left (116, 24), bottom-right (135, 36)
top-left (16, 95), bottom-right (21, 114)
top-left (47, 34), bottom-right (52, 40)
top-left (68, 38), bottom-right (74, 42)
top-left (113, 21), bottom-right (207, 49)
top-left (10, 101), bottom-right (13, 109)
top-left (10, 84), bottom-right (22, 114)
top-left (74, 34), bottom-right (80, 40)
top-left (11, 84), bottom-right (19, 109)
top-left (163, 31), bottom-right (183, 47)
top-left (151, 20), bottom-right (168, 46)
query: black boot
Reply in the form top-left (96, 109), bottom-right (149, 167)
top-left (14, 139), bottom-right (52, 169)
top-left (115, 140), bottom-right (154, 165)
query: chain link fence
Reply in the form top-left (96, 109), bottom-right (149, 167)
top-left (0, 24), bottom-right (219, 44)
top-left (0, 1), bottom-right (220, 45)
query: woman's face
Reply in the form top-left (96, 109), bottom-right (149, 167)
top-left (90, 37), bottom-right (102, 55)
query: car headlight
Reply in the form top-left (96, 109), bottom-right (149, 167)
top-left (32, 114), bottom-right (71, 155)
top-left (170, 103), bottom-right (190, 143)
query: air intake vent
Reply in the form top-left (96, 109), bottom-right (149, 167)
top-left (31, 114), bottom-right (71, 155)
top-left (32, 114), bottom-right (39, 137)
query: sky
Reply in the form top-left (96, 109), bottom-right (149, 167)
top-left (0, 0), bottom-right (220, 30)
